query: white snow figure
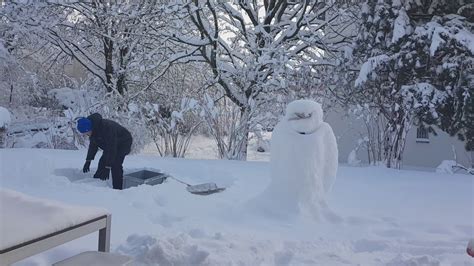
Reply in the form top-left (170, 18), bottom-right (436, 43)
top-left (254, 100), bottom-right (338, 220)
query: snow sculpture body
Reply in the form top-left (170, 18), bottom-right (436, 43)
top-left (256, 100), bottom-right (338, 219)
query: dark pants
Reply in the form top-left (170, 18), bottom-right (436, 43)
top-left (95, 139), bottom-right (132, 190)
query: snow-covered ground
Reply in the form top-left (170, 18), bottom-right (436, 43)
top-left (0, 143), bottom-right (473, 265)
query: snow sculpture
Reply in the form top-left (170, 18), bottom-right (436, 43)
top-left (254, 100), bottom-right (338, 220)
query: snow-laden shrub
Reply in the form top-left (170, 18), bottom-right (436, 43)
top-left (0, 106), bottom-right (11, 148)
top-left (47, 88), bottom-right (91, 111)
top-left (5, 109), bottom-right (82, 150)
top-left (143, 98), bottom-right (202, 158)
top-left (200, 94), bottom-right (251, 159)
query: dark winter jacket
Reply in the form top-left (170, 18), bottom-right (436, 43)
top-left (86, 113), bottom-right (133, 167)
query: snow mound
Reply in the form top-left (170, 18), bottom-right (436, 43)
top-left (435, 160), bottom-right (456, 174)
top-left (386, 254), bottom-right (440, 266)
top-left (117, 234), bottom-right (209, 265)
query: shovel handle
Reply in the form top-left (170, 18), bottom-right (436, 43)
top-left (167, 175), bottom-right (191, 186)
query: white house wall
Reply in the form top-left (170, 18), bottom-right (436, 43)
top-left (403, 127), bottom-right (473, 169)
top-left (325, 109), bottom-right (473, 169)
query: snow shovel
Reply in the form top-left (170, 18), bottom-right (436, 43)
top-left (167, 176), bottom-right (225, 195)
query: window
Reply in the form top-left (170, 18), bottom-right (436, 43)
top-left (416, 126), bottom-right (429, 143)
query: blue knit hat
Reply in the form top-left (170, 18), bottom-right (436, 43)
top-left (77, 117), bottom-right (92, 133)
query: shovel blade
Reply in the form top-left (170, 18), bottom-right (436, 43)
top-left (186, 183), bottom-right (225, 195)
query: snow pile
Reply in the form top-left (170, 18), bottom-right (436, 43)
top-left (116, 234), bottom-right (209, 265)
top-left (386, 254), bottom-right (441, 266)
top-left (0, 106), bottom-right (11, 129)
top-left (435, 160), bottom-right (457, 174)
top-left (251, 100), bottom-right (338, 220)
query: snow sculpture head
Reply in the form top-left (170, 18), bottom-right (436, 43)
top-left (285, 100), bottom-right (323, 135)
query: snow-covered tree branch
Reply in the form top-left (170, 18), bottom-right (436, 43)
top-left (164, 0), bottom-right (355, 160)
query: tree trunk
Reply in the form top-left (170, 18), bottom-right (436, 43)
top-left (384, 118), bottom-right (411, 169)
top-left (117, 74), bottom-right (126, 95)
top-left (9, 84), bottom-right (13, 103)
top-left (103, 38), bottom-right (114, 93)
top-left (116, 46), bottom-right (129, 94)
top-left (229, 106), bottom-right (250, 160)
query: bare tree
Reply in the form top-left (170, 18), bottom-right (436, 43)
top-left (166, 0), bottom-right (355, 160)
top-left (3, 0), bottom-right (170, 95)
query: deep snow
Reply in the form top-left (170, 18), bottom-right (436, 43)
top-left (0, 146), bottom-right (473, 265)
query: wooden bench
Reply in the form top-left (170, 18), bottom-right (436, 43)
top-left (0, 189), bottom-right (113, 265)
top-left (53, 251), bottom-right (132, 266)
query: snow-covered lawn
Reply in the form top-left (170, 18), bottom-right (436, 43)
top-left (0, 147), bottom-right (472, 265)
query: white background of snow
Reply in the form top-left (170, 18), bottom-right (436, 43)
top-left (0, 106), bottom-right (11, 128)
top-left (0, 143), bottom-right (472, 265)
top-left (0, 189), bottom-right (108, 250)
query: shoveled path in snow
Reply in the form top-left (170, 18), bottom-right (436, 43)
top-left (0, 148), bottom-right (472, 265)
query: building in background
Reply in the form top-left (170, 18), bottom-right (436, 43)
top-left (326, 110), bottom-right (473, 170)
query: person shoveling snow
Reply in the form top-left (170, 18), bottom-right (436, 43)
top-left (77, 113), bottom-right (133, 190)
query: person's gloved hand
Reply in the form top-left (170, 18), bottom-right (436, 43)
top-left (82, 160), bottom-right (91, 173)
top-left (96, 167), bottom-right (110, 181)
top-left (93, 169), bottom-right (102, 179)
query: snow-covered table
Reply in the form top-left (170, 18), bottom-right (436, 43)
top-left (0, 189), bottom-right (111, 265)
